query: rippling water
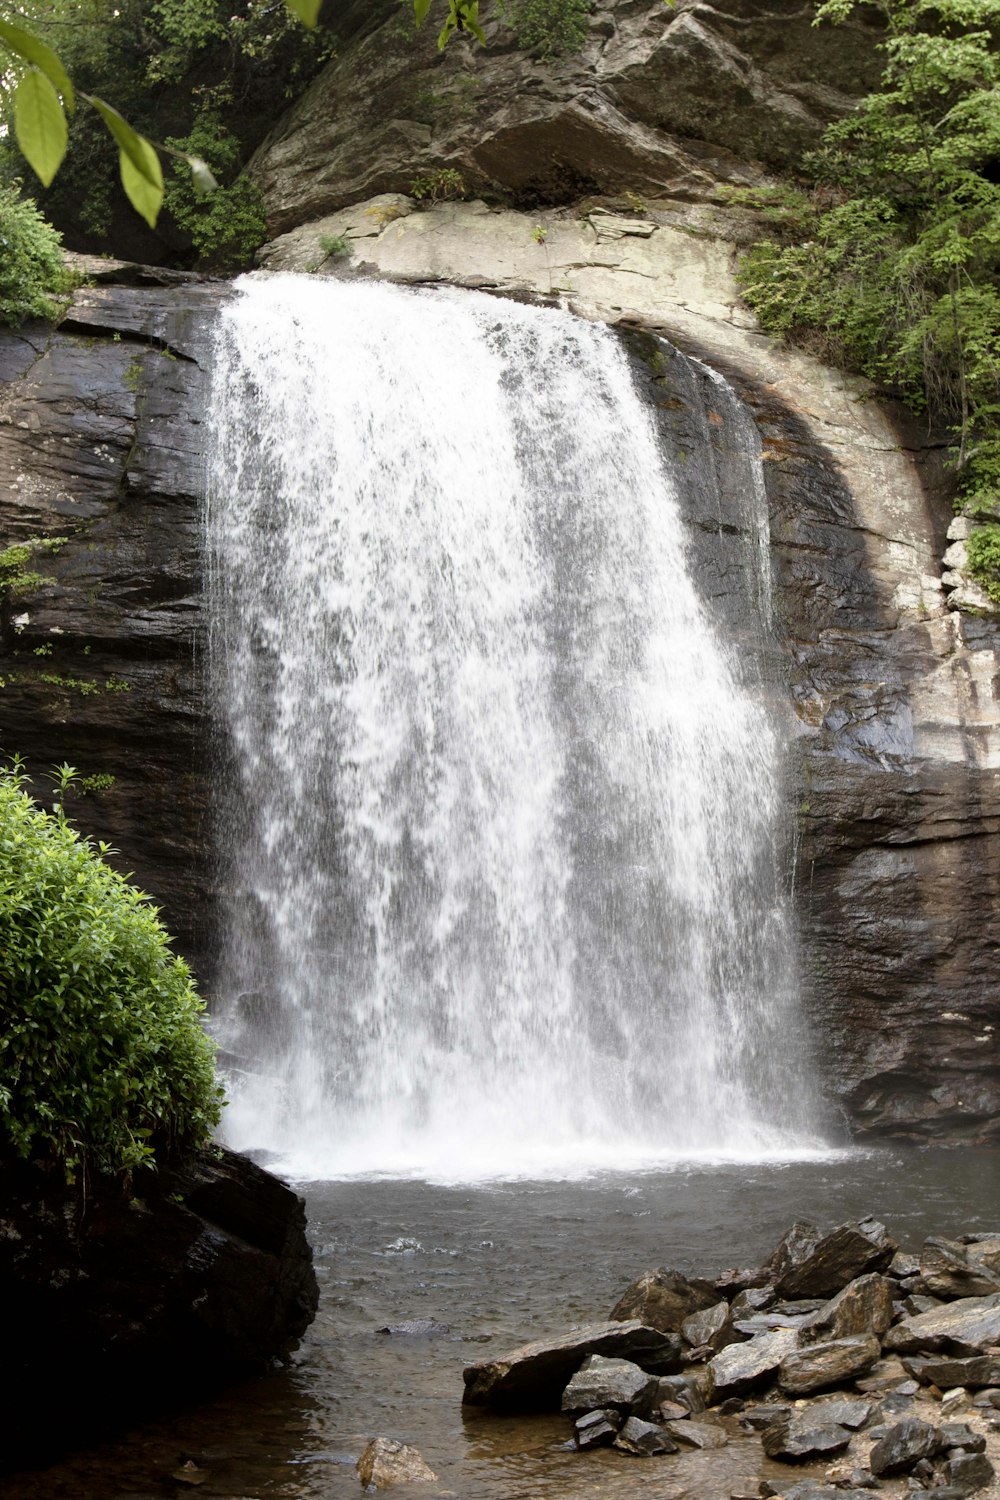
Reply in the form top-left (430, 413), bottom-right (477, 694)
top-left (12, 1150), bottom-right (1000, 1499)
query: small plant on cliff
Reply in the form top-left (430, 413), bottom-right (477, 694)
top-left (966, 524), bottom-right (1000, 604)
top-left (495, 0), bottom-right (591, 56)
top-left (410, 167), bottom-right (468, 204)
top-left (0, 758), bottom-right (222, 1182)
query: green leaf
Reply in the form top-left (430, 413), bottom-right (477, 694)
top-left (86, 95), bottom-right (162, 189)
top-left (119, 140), bottom-right (164, 228)
top-left (283, 0), bottom-right (322, 26)
top-left (14, 70), bottom-right (67, 188)
top-left (0, 18), bottom-right (75, 112)
top-left (414, 0), bottom-right (432, 23)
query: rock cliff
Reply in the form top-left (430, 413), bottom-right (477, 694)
top-left (1, 0), bottom-right (997, 1142)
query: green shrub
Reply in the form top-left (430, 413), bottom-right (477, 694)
top-left (0, 186), bottom-right (74, 327)
top-left (496, 0), bottom-right (591, 56)
top-left (0, 763), bottom-right (222, 1181)
top-left (966, 525), bottom-right (1000, 604)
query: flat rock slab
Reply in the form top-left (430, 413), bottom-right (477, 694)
top-left (709, 1328), bottom-right (799, 1400)
top-left (884, 1294), bottom-right (1000, 1357)
top-left (905, 1354), bottom-right (1000, 1388)
top-left (462, 1321), bottom-right (680, 1410)
top-left (779, 1335), bottom-right (881, 1395)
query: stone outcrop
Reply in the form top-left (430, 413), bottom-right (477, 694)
top-left (0, 1142), bottom-right (318, 1469)
top-left (249, 0), bottom-right (885, 236)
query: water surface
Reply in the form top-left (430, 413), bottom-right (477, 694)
top-left (12, 1149), bottom-right (1000, 1499)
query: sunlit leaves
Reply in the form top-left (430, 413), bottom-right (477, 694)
top-left (0, 17), bottom-right (75, 111)
top-left (284, 0), bottom-right (322, 26)
top-left (14, 70), bottom-right (67, 186)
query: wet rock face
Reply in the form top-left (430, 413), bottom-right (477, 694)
top-left (250, 0), bottom-right (885, 235)
top-left (0, 1143), bottom-right (318, 1470)
top-left (2, 245), bottom-right (999, 1143)
top-left (0, 279), bottom-right (229, 976)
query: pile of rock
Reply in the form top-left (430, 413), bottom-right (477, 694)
top-left (463, 1217), bottom-right (1000, 1498)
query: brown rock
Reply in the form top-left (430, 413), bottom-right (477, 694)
top-left (611, 1267), bottom-right (719, 1333)
top-left (799, 1274), bottom-right (895, 1345)
top-left (356, 1437), bottom-right (437, 1489)
top-left (778, 1335), bottom-right (881, 1395)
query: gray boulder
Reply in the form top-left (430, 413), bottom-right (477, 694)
top-left (943, 1451), bottom-right (995, 1494)
top-left (868, 1417), bottom-right (941, 1475)
top-left (921, 1238), bottom-right (1000, 1300)
top-left (561, 1354), bottom-right (658, 1415)
top-left (772, 1220), bottom-right (896, 1300)
top-left (778, 1335), bottom-right (881, 1395)
top-left (612, 1415), bottom-right (678, 1456)
top-left (681, 1299), bottom-right (741, 1352)
top-left (762, 1412), bottom-right (852, 1461)
top-left (708, 1327), bottom-right (799, 1399)
top-left (462, 1319), bottom-right (680, 1409)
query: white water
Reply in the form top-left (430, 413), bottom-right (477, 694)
top-left (206, 275), bottom-right (825, 1180)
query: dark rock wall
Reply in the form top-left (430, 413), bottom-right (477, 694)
top-left (0, 1142), bottom-right (318, 1469)
top-left (0, 279), bottom-right (227, 973)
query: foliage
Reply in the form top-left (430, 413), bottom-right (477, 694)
top-left (966, 523), bottom-right (1000, 602)
top-left (162, 115), bottom-right (267, 272)
top-left (410, 166), bottom-right (468, 203)
top-left (738, 0), bottom-right (1000, 509)
top-left (319, 232), bottom-right (350, 258)
top-left (0, 534), bottom-right (67, 592)
top-left (0, 759), bottom-right (222, 1181)
top-left (495, 0), bottom-right (591, 56)
top-left (0, 184), bottom-right (73, 324)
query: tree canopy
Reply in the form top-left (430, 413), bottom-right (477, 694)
top-left (739, 0), bottom-right (1000, 542)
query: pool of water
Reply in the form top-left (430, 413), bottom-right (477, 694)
top-left (10, 1147), bottom-right (1000, 1499)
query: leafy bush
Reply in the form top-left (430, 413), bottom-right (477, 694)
top-left (162, 115), bottom-right (268, 272)
top-left (0, 763), bottom-right (222, 1181)
top-left (0, 185), bottom-right (73, 326)
top-left (966, 524), bottom-right (1000, 604)
top-left (496, 0), bottom-right (591, 56)
top-left (738, 0), bottom-right (1000, 509)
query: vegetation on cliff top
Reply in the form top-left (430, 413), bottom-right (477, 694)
top-left (739, 0), bottom-right (1000, 592)
top-left (0, 761), bottom-right (222, 1182)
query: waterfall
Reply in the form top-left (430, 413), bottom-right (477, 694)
top-left (206, 274), bottom-right (824, 1180)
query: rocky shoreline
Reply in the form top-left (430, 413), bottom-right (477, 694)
top-left (457, 1217), bottom-right (1000, 1500)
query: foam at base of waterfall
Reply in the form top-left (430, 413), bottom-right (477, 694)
top-left (206, 274), bottom-right (827, 1176)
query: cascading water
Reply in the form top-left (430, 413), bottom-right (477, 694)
top-left (206, 275), bottom-right (825, 1179)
